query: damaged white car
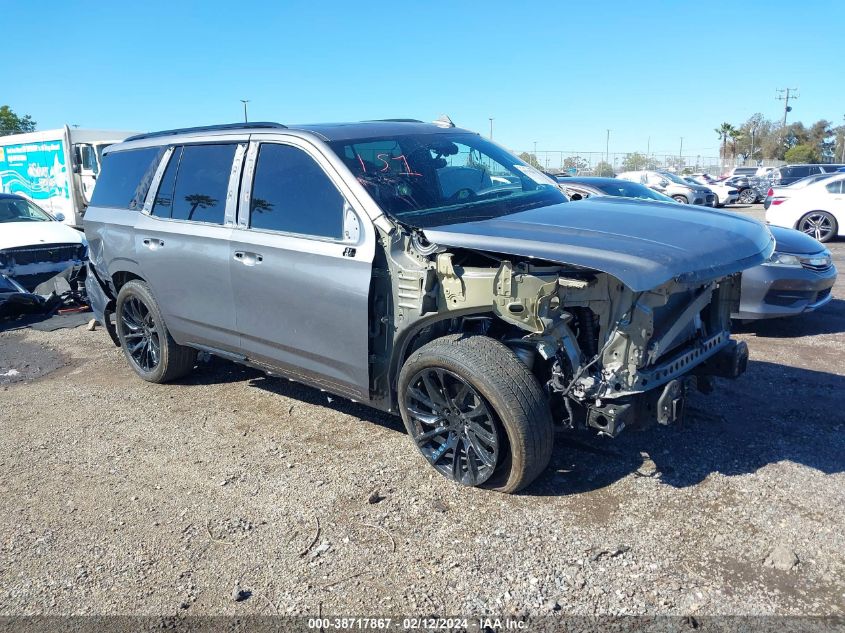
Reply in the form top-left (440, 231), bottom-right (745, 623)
top-left (0, 194), bottom-right (87, 291)
top-left (84, 120), bottom-right (775, 493)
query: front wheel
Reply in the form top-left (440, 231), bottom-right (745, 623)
top-left (398, 334), bottom-right (554, 493)
top-left (672, 195), bottom-right (689, 204)
top-left (798, 211), bottom-right (838, 243)
top-left (115, 280), bottom-right (197, 383)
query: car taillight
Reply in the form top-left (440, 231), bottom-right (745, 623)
top-left (767, 188), bottom-right (773, 197)
top-left (771, 198), bottom-right (786, 205)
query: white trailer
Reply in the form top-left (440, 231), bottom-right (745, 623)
top-left (0, 126), bottom-right (138, 227)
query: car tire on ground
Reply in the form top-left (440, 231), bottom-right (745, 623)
top-left (738, 188), bottom-right (756, 204)
top-left (115, 280), bottom-right (197, 383)
top-left (672, 195), bottom-right (689, 204)
top-left (398, 334), bottom-right (554, 494)
top-left (797, 211), bottom-right (838, 243)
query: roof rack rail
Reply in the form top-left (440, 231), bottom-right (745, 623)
top-left (363, 118), bottom-right (423, 123)
top-left (125, 122), bottom-right (287, 142)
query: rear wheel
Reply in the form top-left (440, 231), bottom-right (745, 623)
top-left (738, 188), bottom-right (756, 204)
top-left (115, 280), bottom-right (197, 383)
top-left (797, 211), bottom-right (838, 243)
top-left (398, 334), bottom-right (554, 493)
top-left (672, 195), bottom-right (689, 204)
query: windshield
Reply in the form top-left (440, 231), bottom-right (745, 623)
top-left (0, 198), bottom-right (53, 223)
top-left (661, 172), bottom-right (692, 186)
top-left (327, 133), bottom-right (566, 227)
top-left (592, 181), bottom-right (676, 202)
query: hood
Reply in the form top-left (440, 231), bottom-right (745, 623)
top-left (0, 221), bottom-right (85, 250)
top-left (422, 197), bottom-right (775, 292)
top-left (769, 225), bottom-right (826, 255)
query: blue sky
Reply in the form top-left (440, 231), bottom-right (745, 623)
top-left (4, 0), bottom-right (842, 157)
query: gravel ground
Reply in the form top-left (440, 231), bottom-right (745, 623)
top-left (1, 205), bottom-right (843, 618)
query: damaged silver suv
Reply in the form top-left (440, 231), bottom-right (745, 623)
top-left (85, 119), bottom-right (774, 493)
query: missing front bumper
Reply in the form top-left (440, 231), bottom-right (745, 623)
top-left (584, 340), bottom-right (750, 436)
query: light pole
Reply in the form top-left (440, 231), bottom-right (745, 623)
top-left (533, 141), bottom-right (538, 166)
top-left (489, 117), bottom-right (494, 140)
top-left (240, 99), bottom-right (250, 123)
top-left (605, 129), bottom-right (610, 166)
top-left (679, 137), bottom-right (684, 170)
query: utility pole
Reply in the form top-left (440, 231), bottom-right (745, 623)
top-left (533, 140), bottom-right (538, 166)
top-left (240, 99), bottom-right (250, 123)
top-left (679, 137), bottom-right (684, 162)
top-left (605, 129), bottom-right (610, 165)
top-left (776, 88), bottom-right (798, 127)
top-left (750, 125), bottom-right (756, 165)
top-left (488, 117), bottom-right (494, 140)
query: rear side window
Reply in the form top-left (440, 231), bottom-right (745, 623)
top-left (160, 144), bottom-right (236, 225)
top-left (825, 180), bottom-right (844, 194)
top-left (249, 143), bottom-right (343, 239)
top-left (787, 166), bottom-right (811, 178)
top-left (90, 147), bottom-right (164, 210)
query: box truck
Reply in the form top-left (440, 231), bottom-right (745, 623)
top-left (0, 126), bottom-right (138, 227)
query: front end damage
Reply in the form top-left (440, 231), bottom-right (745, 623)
top-left (372, 227), bottom-right (758, 435)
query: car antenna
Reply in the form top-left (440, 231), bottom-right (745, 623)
top-left (432, 114), bottom-right (455, 128)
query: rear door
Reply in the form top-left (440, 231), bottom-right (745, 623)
top-left (134, 140), bottom-right (246, 352)
top-left (230, 137), bottom-right (374, 400)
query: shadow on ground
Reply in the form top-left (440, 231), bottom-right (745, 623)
top-left (180, 355), bottom-right (845, 498)
top-left (533, 359), bottom-right (845, 496)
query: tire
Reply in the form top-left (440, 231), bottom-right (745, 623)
top-left (672, 195), bottom-right (689, 204)
top-left (797, 211), bottom-right (838, 243)
top-left (115, 280), bottom-right (197, 383)
top-left (738, 188), bottom-right (756, 204)
top-left (398, 334), bottom-right (554, 493)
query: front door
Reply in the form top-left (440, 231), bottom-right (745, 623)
top-left (134, 142), bottom-right (244, 352)
top-left (230, 140), bottom-right (374, 400)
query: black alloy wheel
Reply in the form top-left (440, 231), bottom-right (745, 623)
top-left (403, 367), bottom-right (499, 486)
top-left (119, 295), bottom-right (161, 373)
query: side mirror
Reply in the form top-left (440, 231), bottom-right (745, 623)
top-left (72, 164), bottom-right (81, 174)
top-left (54, 212), bottom-right (66, 222)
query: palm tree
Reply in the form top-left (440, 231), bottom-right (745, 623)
top-left (715, 122), bottom-right (736, 161)
top-left (729, 129), bottom-right (745, 161)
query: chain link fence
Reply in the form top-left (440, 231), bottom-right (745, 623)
top-left (515, 150), bottom-right (784, 176)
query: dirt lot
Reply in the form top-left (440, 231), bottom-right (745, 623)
top-left (1, 205), bottom-right (844, 617)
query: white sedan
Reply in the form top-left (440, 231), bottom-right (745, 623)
top-left (765, 173), bottom-right (845, 242)
top-left (686, 175), bottom-right (739, 207)
top-left (0, 194), bottom-right (87, 290)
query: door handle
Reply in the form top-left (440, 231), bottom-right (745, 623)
top-left (142, 238), bottom-right (164, 249)
top-left (234, 251), bottom-right (263, 266)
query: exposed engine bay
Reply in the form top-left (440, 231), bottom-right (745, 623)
top-left (369, 226), bottom-right (749, 436)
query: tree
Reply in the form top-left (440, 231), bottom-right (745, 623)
top-left (784, 144), bottom-right (821, 164)
top-left (0, 105), bottom-right (36, 136)
top-left (593, 160), bottom-right (615, 177)
top-left (562, 155), bottom-right (589, 173)
top-left (715, 122), bottom-right (735, 160)
top-left (518, 152), bottom-right (541, 169)
top-left (621, 152), bottom-right (650, 171)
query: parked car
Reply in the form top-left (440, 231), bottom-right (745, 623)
top-left (685, 175), bottom-right (739, 207)
top-left (764, 172), bottom-right (841, 209)
top-left (724, 166), bottom-right (759, 178)
top-left (765, 173), bottom-right (845, 242)
top-left (553, 176), bottom-right (676, 202)
top-left (734, 226), bottom-right (836, 320)
top-left (0, 193), bottom-right (87, 290)
top-left (616, 170), bottom-right (715, 206)
top-left (85, 120), bottom-right (773, 492)
top-left (770, 164), bottom-right (845, 187)
top-left (723, 175), bottom-right (767, 204)
top-left (552, 178), bottom-right (832, 322)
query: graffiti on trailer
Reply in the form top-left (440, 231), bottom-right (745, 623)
top-left (0, 140), bottom-right (70, 201)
